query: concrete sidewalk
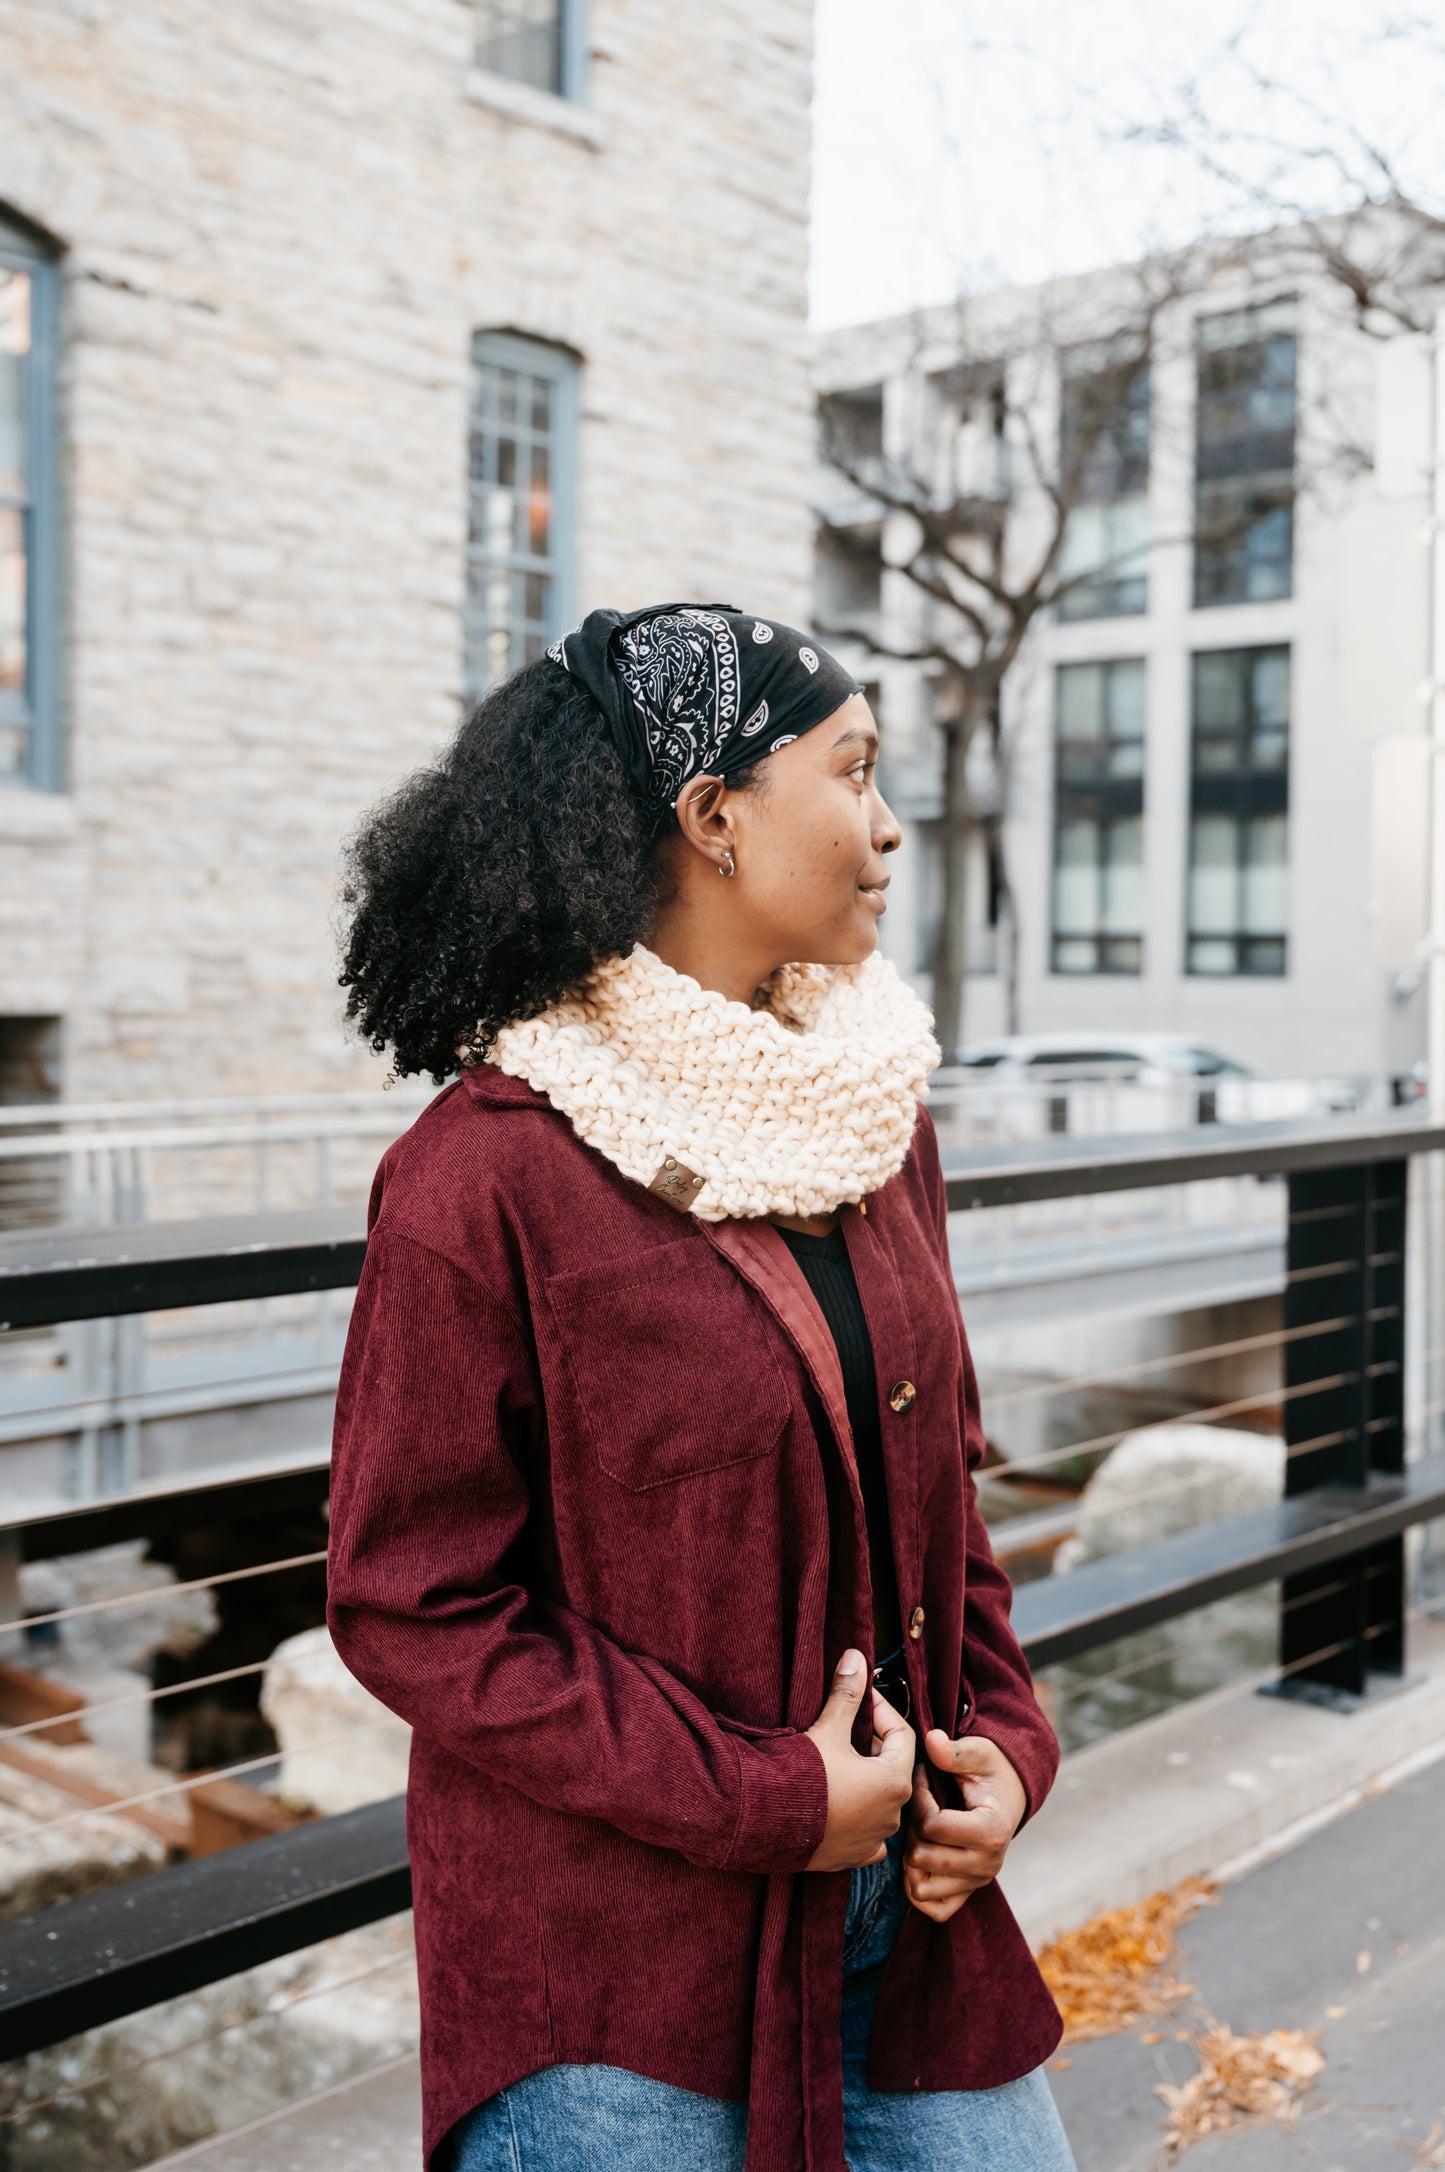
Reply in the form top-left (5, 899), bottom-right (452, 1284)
top-left (1050, 1746), bottom-right (1445, 2168)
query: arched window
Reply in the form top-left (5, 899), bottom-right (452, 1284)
top-left (464, 332), bottom-right (578, 697)
top-left (1, 214), bottom-right (59, 791)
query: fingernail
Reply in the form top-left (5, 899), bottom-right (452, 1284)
top-left (838, 1651), bottom-right (863, 1678)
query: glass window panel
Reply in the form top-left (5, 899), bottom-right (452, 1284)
top-left (0, 268), bottom-right (28, 500)
top-left (466, 335), bottom-right (574, 698)
top-left (1189, 936), bottom-right (1236, 975)
top-left (527, 442), bottom-right (551, 556)
top-left (1053, 937), bottom-right (1097, 973)
top-left (1053, 820), bottom-right (1101, 935)
top-left (476, 1), bottom-right (563, 95)
top-left (1241, 814), bottom-right (1288, 934)
top-left (1193, 650), bottom-right (1243, 732)
top-left (1251, 647), bottom-right (1290, 728)
top-left (1101, 817), bottom-right (1143, 932)
top-left (1100, 935), bottom-right (1143, 973)
top-left (1056, 661), bottom-right (1103, 741)
top-left (1105, 658), bottom-right (1146, 743)
top-left (485, 487), bottom-right (514, 553)
top-left (0, 504), bottom-right (26, 695)
top-left (1241, 936), bottom-right (1287, 975)
top-left (1188, 815), bottom-right (1238, 934)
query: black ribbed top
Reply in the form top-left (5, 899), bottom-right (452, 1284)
top-left (775, 1223), bottom-right (900, 1649)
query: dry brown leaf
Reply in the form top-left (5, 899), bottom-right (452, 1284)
top-left (1157, 2024), bottom-right (1325, 2159)
top-left (1036, 1879), bottom-right (1216, 2043)
top-left (1411, 2118), bottom-right (1445, 2166)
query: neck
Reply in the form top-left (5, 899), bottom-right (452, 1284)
top-left (645, 903), bottom-right (782, 1010)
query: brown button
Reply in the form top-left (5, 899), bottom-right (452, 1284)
top-left (888, 1380), bottom-right (916, 1414)
top-left (908, 1606), bottom-right (926, 1640)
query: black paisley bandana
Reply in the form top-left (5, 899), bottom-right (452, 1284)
top-left (546, 602), bottom-right (862, 813)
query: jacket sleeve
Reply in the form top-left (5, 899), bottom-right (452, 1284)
top-left (326, 1220), bottom-right (828, 1877)
top-left (916, 1115), bottom-right (1061, 1824)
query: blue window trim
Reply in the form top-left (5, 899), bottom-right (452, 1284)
top-left (0, 215), bottom-right (60, 793)
top-left (465, 330), bottom-right (579, 699)
top-left (560, 0), bottom-right (589, 102)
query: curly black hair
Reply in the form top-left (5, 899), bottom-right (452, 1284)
top-left (339, 655), bottom-right (761, 1082)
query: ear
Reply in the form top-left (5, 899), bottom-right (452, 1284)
top-left (673, 774), bottom-right (736, 874)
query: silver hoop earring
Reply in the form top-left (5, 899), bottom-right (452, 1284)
top-left (718, 852), bottom-right (735, 878)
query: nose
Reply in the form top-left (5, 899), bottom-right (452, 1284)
top-left (874, 790), bottom-right (903, 856)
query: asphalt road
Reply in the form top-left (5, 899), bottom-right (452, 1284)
top-left (1050, 1748), bottom-right (1445, 2170)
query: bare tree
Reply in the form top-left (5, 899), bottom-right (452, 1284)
top-left (816, 295), bottom-right (1164, 1056)
top-left (1121, 19), bottom-right (1445, 337)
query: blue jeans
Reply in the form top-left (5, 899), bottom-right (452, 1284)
top-left (449, 1833), bottom-right (1077, 2170)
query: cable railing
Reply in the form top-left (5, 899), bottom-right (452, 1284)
top-left (927, 1059), bottom-right (1402, 1146)
top-left (1, 1105), bottom-right (1445, 2153)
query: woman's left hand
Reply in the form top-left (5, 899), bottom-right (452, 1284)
top-left (902, 1728), bottom-right (1029, 1924)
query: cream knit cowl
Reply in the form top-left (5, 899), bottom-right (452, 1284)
top-left (487, 944), bottom-right (940, 1221)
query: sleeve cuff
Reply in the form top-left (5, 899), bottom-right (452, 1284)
top-left (723, 1727), bottom-right (830, 1874)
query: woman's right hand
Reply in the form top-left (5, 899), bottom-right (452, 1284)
top-left (804, 1648), bottom-right (914, 1871)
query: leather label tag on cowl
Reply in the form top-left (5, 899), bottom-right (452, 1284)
top-left (647, 1158), bottom-right (706, 1212)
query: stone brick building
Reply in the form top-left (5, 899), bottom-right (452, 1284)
top-left (0, 0), bottom-right (817, 1102)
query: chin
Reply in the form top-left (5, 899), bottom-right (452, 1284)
top-left (792, 922), bottom-right (879, 969)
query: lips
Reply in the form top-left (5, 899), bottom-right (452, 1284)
top-left (859, 874), bottom-right (890, 912)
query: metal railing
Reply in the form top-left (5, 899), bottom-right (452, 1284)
top-left (0, 1090), bottom-right (429, 1517)
top-left (927, 1061), bottom-right (1399, 1145)
top-left (2, 1110), bottom-right (1445, 2064)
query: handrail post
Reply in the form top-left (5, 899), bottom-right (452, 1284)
top-left (1276, 1157), bottom-right (1408, 1702)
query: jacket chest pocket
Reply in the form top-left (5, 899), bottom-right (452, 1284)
top-left (544, 1242), bottom-right (793, 1490)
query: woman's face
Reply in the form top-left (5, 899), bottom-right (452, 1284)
top-left (718, 693), bottom-right (902, 969)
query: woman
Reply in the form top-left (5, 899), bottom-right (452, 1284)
top-left (328, 604), bottom-right (1074, 2172)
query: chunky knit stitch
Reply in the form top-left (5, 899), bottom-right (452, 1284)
top-left (486, 944), bottom-right (940, 1220)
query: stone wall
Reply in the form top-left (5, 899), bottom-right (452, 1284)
top-left (0, 0), bottom-right (816, 1097)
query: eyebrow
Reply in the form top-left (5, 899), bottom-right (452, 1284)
top-left (831, 724), bottom-right (879, 756)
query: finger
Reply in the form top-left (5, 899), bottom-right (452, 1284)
top-left (911, 1890), bottom-right (972, 1924)
top-left (875, 1717), bottom-right (918, 1783)
top-left (913, 1801), bottom-right (998, 1848)
top-left (871, 1688), bottom-right (910, 1739)
top-left (925, 1727), bottom-right (999, 1779)
top-left (816, 1649), bottom-right (868, 1736)
top-left (907, 1841), bottom-right (995, 1881)
top-left (911, 1765), bottom-right (939, 1823)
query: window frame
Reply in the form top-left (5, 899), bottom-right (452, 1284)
top-left (473, 0), bottom-right (589, 102)
top-left (1185, 644), bottom-right (1291, 978)
top-left (1056, 336), bottom-right (1152, 625)
top-left (0, 215), bottom-right (60, 793)
top-left (464, 329), bottom-right (579, 702)
top-left (1049, 657), bottom-right (1148, 977)
top-left (1192, 299), bottom-right (1297, 610)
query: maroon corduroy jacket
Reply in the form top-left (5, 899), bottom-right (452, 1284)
top-left (326, 1065), bottom-right (1063, 2170)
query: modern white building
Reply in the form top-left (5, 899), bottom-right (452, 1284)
top-left (813, 243), bottom-right (1437, 1079)
top-left (0, 0), bottom-right (818, 1109)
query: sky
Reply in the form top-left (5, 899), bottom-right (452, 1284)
top-left (809, 0), bottom-right (1445, 328)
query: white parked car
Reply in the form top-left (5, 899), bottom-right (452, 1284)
top-left (938, 1032), bottom-right (1362, 1134)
